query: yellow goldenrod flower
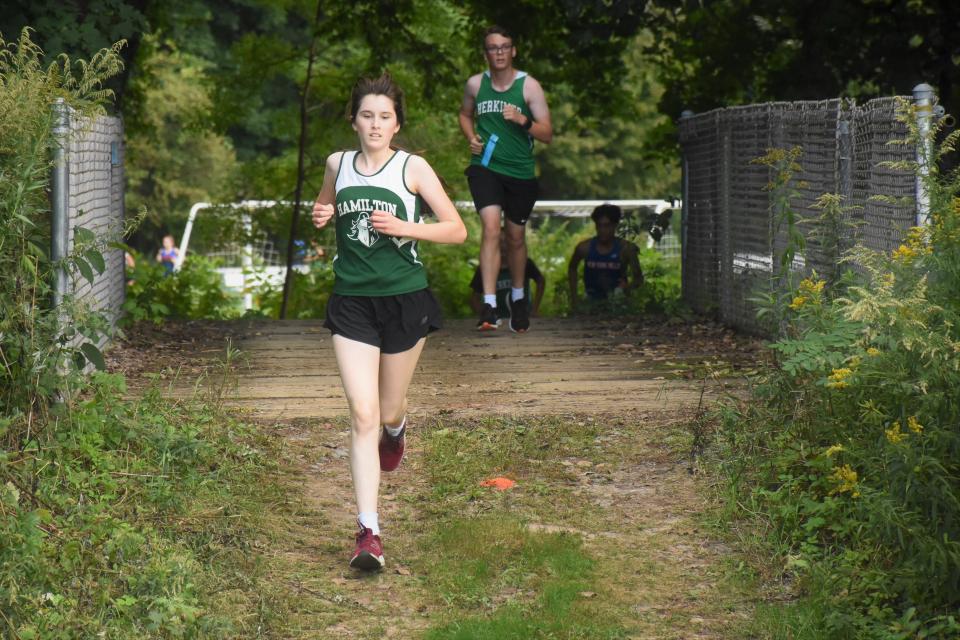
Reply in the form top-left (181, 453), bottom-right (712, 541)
top-left (904, 226), bottom-right (933, 255)
top-left (829, 464), bottom-right (860, 497)
top-left (866, 347), bottom-right (881, 357)
top-left (824, 444), bottom-right (844, 457)
top-left (799, 278), bottom-right (825, 295)
top-left (886, 421), bottom-right (905, 444)
top-left (892, 244), bottom-right (918, 261)
top-left (789, 296), bottom-right (807, 310)
top-left (907, 416), bottom-right (923, 434)
top-left (826, 367), bottom-right (853, 389)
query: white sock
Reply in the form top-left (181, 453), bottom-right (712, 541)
top-left (358, 512), bottom-right (380, 535)
top-left (384, 416), bottom-right (406, 437)
top-left (511, 288), bottom-right (524, 301)
top-left (484, 294), bottom-right (496, 307)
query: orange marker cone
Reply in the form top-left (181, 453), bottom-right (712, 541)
top-left (480, 477), bottom-right (516, 490)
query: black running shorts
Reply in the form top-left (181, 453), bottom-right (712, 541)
top-left (465, 164), bottom-right (539, 226)
top-left (323, 288), bottom-right (442, 354)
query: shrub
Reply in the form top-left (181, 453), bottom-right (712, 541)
top-left (0, 28), bottom-right (124, 443)
top-left (0, 30), bottom-right (278, 637)
top-left (719, 104), bottom-right (960, 638)
top-left (122, 250), bottom-right (242, 322)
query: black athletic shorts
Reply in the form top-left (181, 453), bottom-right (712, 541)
top-left (323, 288), bottom-right (442, 354)
top-left (465, 164), bottom-right (539, 226)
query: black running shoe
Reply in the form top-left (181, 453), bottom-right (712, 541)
top-left (507, 296), bottom-right (530, 333)
top-left (477, 303), bottom-right (500, 331)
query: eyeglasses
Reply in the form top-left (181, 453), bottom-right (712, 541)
top-left (484, 44), bottom-right (513, 54)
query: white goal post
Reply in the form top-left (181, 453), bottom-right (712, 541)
top-left (177, 199), bottom-right (682, 309)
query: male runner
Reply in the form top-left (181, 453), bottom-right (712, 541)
top-left (459, 25), bottom-right (553, 332)
top-left (568, 204), bottom-right (644, 307)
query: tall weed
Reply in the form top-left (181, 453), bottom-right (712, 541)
top-left (0, 31), bottom-right (283, 638)
top-left (720, 102), bottom-right (960, 638)
top-left (1, 372), bottom-right (282, 637)
top-left (0, 29), bottom-right (124, 441)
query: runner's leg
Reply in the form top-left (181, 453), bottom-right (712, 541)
top-left (479, 206), bottom-right (503, 297)
top-left (332, 335), bottom-right (381, 516)
top-left (379, 337), bottom-right (426, 427)
top-left (505, 218), bottom-right (527, 290)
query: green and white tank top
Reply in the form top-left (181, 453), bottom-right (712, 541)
top-left (332, 149), bottom-right (427, 296)
top-left (470, 70), bottom-right (535, 180)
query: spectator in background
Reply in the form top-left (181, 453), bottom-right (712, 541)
top-left (469, 232), bottom-right (545, 324)
top-left (567, 204), bottom-right (643, 308)
top-left (292, 238), bottom-right (308, 266)
top-left (304, 239), bottom-right (327, 263)
top-left (124, 251), bottom-right (136, 286)
top-left (156, 234), bottom-right (179, 276)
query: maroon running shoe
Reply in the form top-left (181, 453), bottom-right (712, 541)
top-left (350, 523), bottom-right (384, 571)
top-left (379, 424), bottom-right (406, 472)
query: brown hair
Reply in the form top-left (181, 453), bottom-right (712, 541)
top-left (484, 25), bottom-right (513, 43)
top-left (347, 73), bottom-right (406, 127)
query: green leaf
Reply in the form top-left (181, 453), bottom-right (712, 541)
top-left (85, 249), bottom-right (106, 274)
top-left (74, 226), bottom-right (96, 245)
top-left (75, 256), bottom-right (94, 284)
top-left (80, 342), bottom-right (106, 371)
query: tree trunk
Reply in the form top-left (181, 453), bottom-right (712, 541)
top-left (280, 0), bottom-right (323, 319)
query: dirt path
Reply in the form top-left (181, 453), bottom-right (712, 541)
top-left (109, 317), bottom-right (764, 638)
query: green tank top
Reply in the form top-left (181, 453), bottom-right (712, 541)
top-left (470, 71), bottom-right (536, 180)
top-left (332, 150), bottom-right (428, 296)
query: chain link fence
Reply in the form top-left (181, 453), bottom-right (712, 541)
top-left (53, 107), bottom-right (126, 336)
top-left (679, 95), bottom-right (920, 333)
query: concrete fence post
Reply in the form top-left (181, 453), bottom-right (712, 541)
top-left (913, 83), bottom-right (935, 227)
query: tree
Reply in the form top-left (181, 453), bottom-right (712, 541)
top-left (646, 0), bottom-right (960, 118)
top-left (125, 36), bottom-right (238, 243)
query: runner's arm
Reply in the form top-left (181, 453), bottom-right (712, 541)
top-left (459, 76), bottom-right (484, 155)
top-left (311, 152), bottom-right (342, 229)
top-left (622, 242), bottom-right (644, 291)
top-left (567, 241), bottom-right (588, 306)
top-left (522, 76), bottom-right (553, 144)
top-left (370, 155), bottom-right (467, 244)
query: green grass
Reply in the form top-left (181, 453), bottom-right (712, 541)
top-left (0, 372), bottom-right (292, 638)
top-left (2, 380), bottom-right (762, 638)
top-left (408, 417), bottom-right (640, 639)
top-left (419, 517), bottom-right (624, 640)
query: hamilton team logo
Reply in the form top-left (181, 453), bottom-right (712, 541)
top-left (348, 212), bottom-right (379, 248)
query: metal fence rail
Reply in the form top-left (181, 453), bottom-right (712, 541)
top-left (679, 93), bottom-right (919, 334)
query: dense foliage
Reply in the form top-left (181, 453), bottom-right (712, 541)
top-left (123, 252), bottom-right (242, 323)
top-left (645, 0), bottom-right (960, 120)
top-left (718, 108), bottom-right (960, 637)
top-left (0, 29), bottom-right (123, 440)
top-left (2, 374), bottom-right (282, 638)
top-left (0, 32), bottom-right (288, 637)
top-left (2, 0), bottom-right (680, 257)
top-left (120, 202), bottom-right (685, 321)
